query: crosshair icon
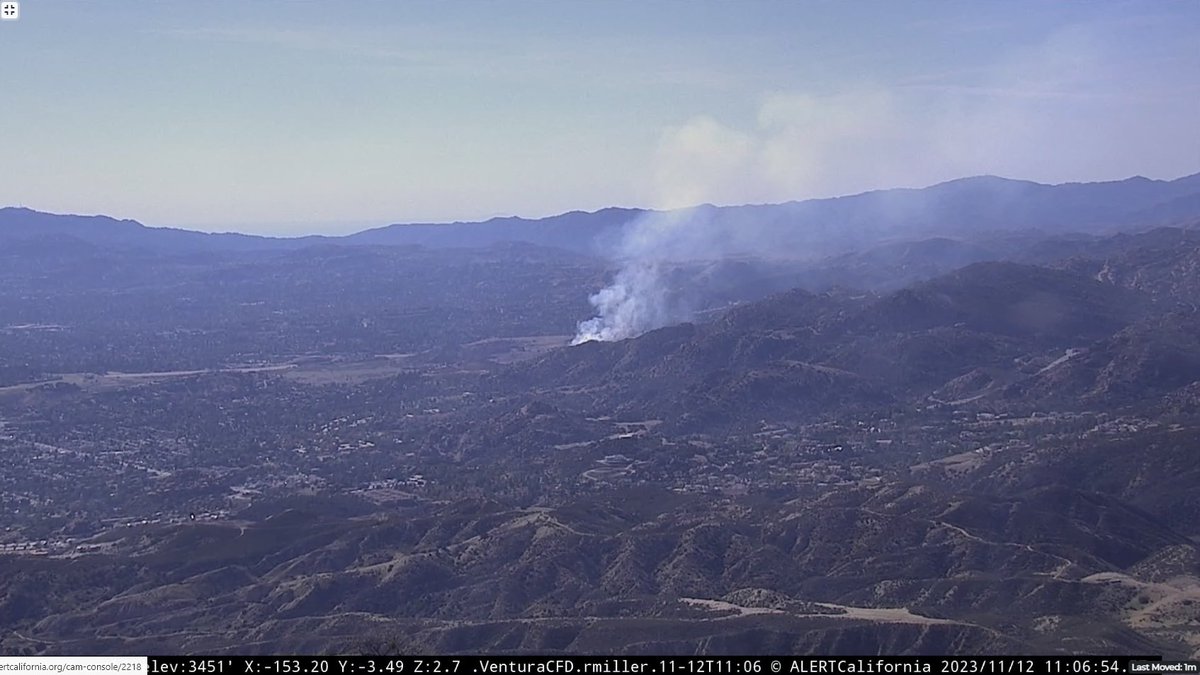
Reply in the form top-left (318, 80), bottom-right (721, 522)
top-left (0, 2), bottom-right (18, 21)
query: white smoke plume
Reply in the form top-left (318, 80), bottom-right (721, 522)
top-left (572, 261), bottom-right (670, 344)
top-left (573, 18), bottom-right (1197, 344)
top-left (570, 89), bottom-right (907, 344)
top-left (573, 107), bottom-right (764, 345)
top-left (572, 209), bottom-right (700, 344)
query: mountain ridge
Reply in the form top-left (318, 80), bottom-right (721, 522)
top-left (5, 172), bottom-right (1199, 255)
top-left (4, 203), bottom-right (1200, 655)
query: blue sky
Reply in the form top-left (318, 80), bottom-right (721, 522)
top-left (1, 1), bottom-right (1198, 235)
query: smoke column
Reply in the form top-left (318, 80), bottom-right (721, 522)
top-left (572, 112), bottom-right (761, 345)
top-left (572, 261), bottom-right (666, 343)
top-left (572, 210), bottom-right (699, 344)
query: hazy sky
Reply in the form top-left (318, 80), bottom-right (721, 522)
top-left (2, 1), bottom-right (1198, 235)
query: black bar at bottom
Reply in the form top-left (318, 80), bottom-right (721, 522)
top-left (148, 655), bottom-right (1167, 675)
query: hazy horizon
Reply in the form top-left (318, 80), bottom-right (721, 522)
top-left (2, 1), bottom-right (1198, 235)
top-left (4, 169), bottom-right (1196, 239)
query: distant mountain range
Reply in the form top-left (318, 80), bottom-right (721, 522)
top-left (4, 172), bottom-right (1199, 256)
top-left (6, 173), bottom-right (1200, 656)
